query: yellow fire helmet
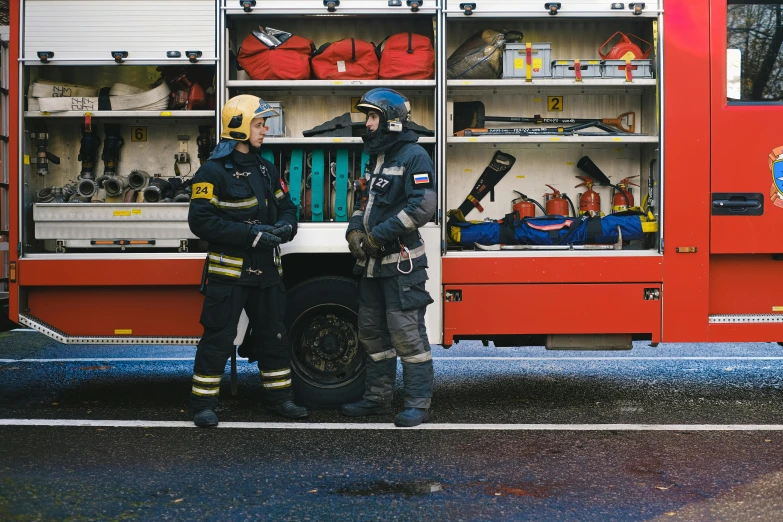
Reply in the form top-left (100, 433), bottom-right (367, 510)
top-left (220, 94), bottom-right (279, 141)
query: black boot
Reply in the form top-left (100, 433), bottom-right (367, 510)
top-left (341, 399), bottom-right (393, 417)
top-left (394, 408), bottom-right (429, 427)
top-left (266, 400), bottom-right (308, 419)
top-left (193, 409), bottom-right (219, 427)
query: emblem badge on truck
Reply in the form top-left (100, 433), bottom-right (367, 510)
top-left (768, 146), bottom-right (783, 208)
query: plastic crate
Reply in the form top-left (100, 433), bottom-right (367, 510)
top-left (502, 43), bottom-right (552, 78)
top-left (551, 59), bottom-right (602, 79)
top-left (601, 60), bottom-right (653, 79)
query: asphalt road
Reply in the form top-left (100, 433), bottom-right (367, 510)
top-left (1, 330), bottom-right (783, 521)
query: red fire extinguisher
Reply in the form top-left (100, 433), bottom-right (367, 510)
top-left (575, 176), bottom-right (601, 215)
top-left (598, 32), bottom-right (652, 60)
top-left (611, 176), bottom-right (640, 213)
top-left (543, 185), bottom-right (571, 216)
top-left (512, 190), bottom-right (546, 218)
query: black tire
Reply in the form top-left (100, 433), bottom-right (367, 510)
top-left (285, 276), bottom-right (365, 409)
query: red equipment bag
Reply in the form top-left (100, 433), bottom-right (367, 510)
top-left (237, 33), bottom-right (314, 81)
top-left (311, 38), bottom-right (379, 80)
top-left (378, 33), bottom-right (435, 80)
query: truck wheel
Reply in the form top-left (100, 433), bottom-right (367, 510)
top-left (286, 276), bottom-right (364, 409)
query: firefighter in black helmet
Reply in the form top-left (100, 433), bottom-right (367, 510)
top-left (187, 94), bottom-right (307, 427)
top-left (342, 88), bottom-right (437, 427)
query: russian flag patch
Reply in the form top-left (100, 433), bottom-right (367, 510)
top-left (413, 173), bottom-right (430, 185)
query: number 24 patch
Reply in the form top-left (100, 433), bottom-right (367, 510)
top-left (192, 182), bottom-right (214, 200)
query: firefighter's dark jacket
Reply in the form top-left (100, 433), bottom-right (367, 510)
top-left (346, 137), bottom-right (437, 278)
top-left (189, 148), bottom-right (297, 287)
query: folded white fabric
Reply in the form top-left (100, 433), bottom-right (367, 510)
top-left (33, 82), bottom-right (171, 112)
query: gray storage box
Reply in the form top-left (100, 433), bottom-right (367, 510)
top-left (266, 101), bottom-right (285, 137)
top-left (502, 43), bottom-right (552, 79)
top-left (551, 59), bottom-right (602, 79)
top-left (601, 60), bottom-right (653, 79)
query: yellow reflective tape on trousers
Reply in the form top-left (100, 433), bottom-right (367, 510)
top-left (193, 374), bottom-right (222, 384)
top-left (261, 368), bottom-right (291, 378)
top-left (191, 386), bottom-right (220, 396)
top-left (262, 379), bottom-right (292, 388)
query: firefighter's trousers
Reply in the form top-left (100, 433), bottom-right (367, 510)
top-left (358, 271), bottom-right (434, 409)
top-left (190, 282), bottom-right (293, 412)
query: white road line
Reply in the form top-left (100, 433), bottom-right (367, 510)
top-left (2, 419), bottom-right (783, 430)
top-left (436, 357), bottom-right (783, 361)
top-left (0, 358), bottom-right (196, 363)
top-left (9, 328), bottom-right (35, 332)
top-left (3, 356), bottom-right (783, 363)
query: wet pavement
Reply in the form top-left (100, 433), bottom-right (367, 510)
top-left (1, 330), bottom-right (783, 521)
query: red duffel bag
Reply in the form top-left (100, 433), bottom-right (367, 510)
top-left (237, 32), bottom-right (314, 80)
top-left (311, 38), bottom-right (379, 80)
top-left (378, 33), bottom-right (435, 80)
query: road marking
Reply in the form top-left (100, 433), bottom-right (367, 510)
top-left (3, 356), bottom-right (783, 363)
top-left (0, 358), bottom-right (196, 363)
top-left (436, 357), bottom-right (783, 361)
top-left (9, 328), bottom-right (35, 332)
top-left (2, 419), bottom-right (783, 430)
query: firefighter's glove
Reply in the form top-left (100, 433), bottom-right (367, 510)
top-left (363, 232), bottom-right (382, 259)
top-left (271, 220), bottom-right (293, 243)
top-left (247, 224), bottom-right (281, 249)
top-left (346, 230), bottom-right (367, 260)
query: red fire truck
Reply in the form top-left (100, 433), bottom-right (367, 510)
top-left (2, 0), bottom-right (781, 406)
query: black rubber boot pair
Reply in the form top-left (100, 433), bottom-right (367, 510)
top-left (341, 400), bottom-right (429, 427)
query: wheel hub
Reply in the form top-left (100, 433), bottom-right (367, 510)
top-left (293, 310), bottom-right (361, 387)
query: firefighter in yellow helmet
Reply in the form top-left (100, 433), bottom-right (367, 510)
top-left (188, 94), bottom-right (306, 427)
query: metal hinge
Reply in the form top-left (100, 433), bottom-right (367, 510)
top-left (459, 2), bottom-right (476, 15)
top-left (9, 261), bottom-right (15, 283)
top-left (628, 2), bottom-right (645, 14)
top-left (407, 0), bottom-right (422, 11)
top-left (111, 51), bottom-right (128, 64)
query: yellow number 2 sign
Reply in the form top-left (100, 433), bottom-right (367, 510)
top-left (547, 96), bottom-right (563, 112)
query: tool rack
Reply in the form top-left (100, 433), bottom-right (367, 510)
top-left (19, 0), bottom-right (219, 254)
top-left (441, 0), bottom-right (662, 255)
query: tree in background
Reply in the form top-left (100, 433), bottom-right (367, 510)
top-left (728, 3), bottom-right (783, 101)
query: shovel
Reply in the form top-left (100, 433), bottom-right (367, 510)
top-left (453, 101), bottom-right (635, 134)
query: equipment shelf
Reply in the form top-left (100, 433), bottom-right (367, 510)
top-left (447, 79), bottom-right (656, 89)
top-left (264, 137), bottom-right (436, 145)
top-left (23, 111), bottom-right (216, 119)
top-left (447, 135), bottom-right (658, 144)
top-left (228, 80), bottom-right (437, 89)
